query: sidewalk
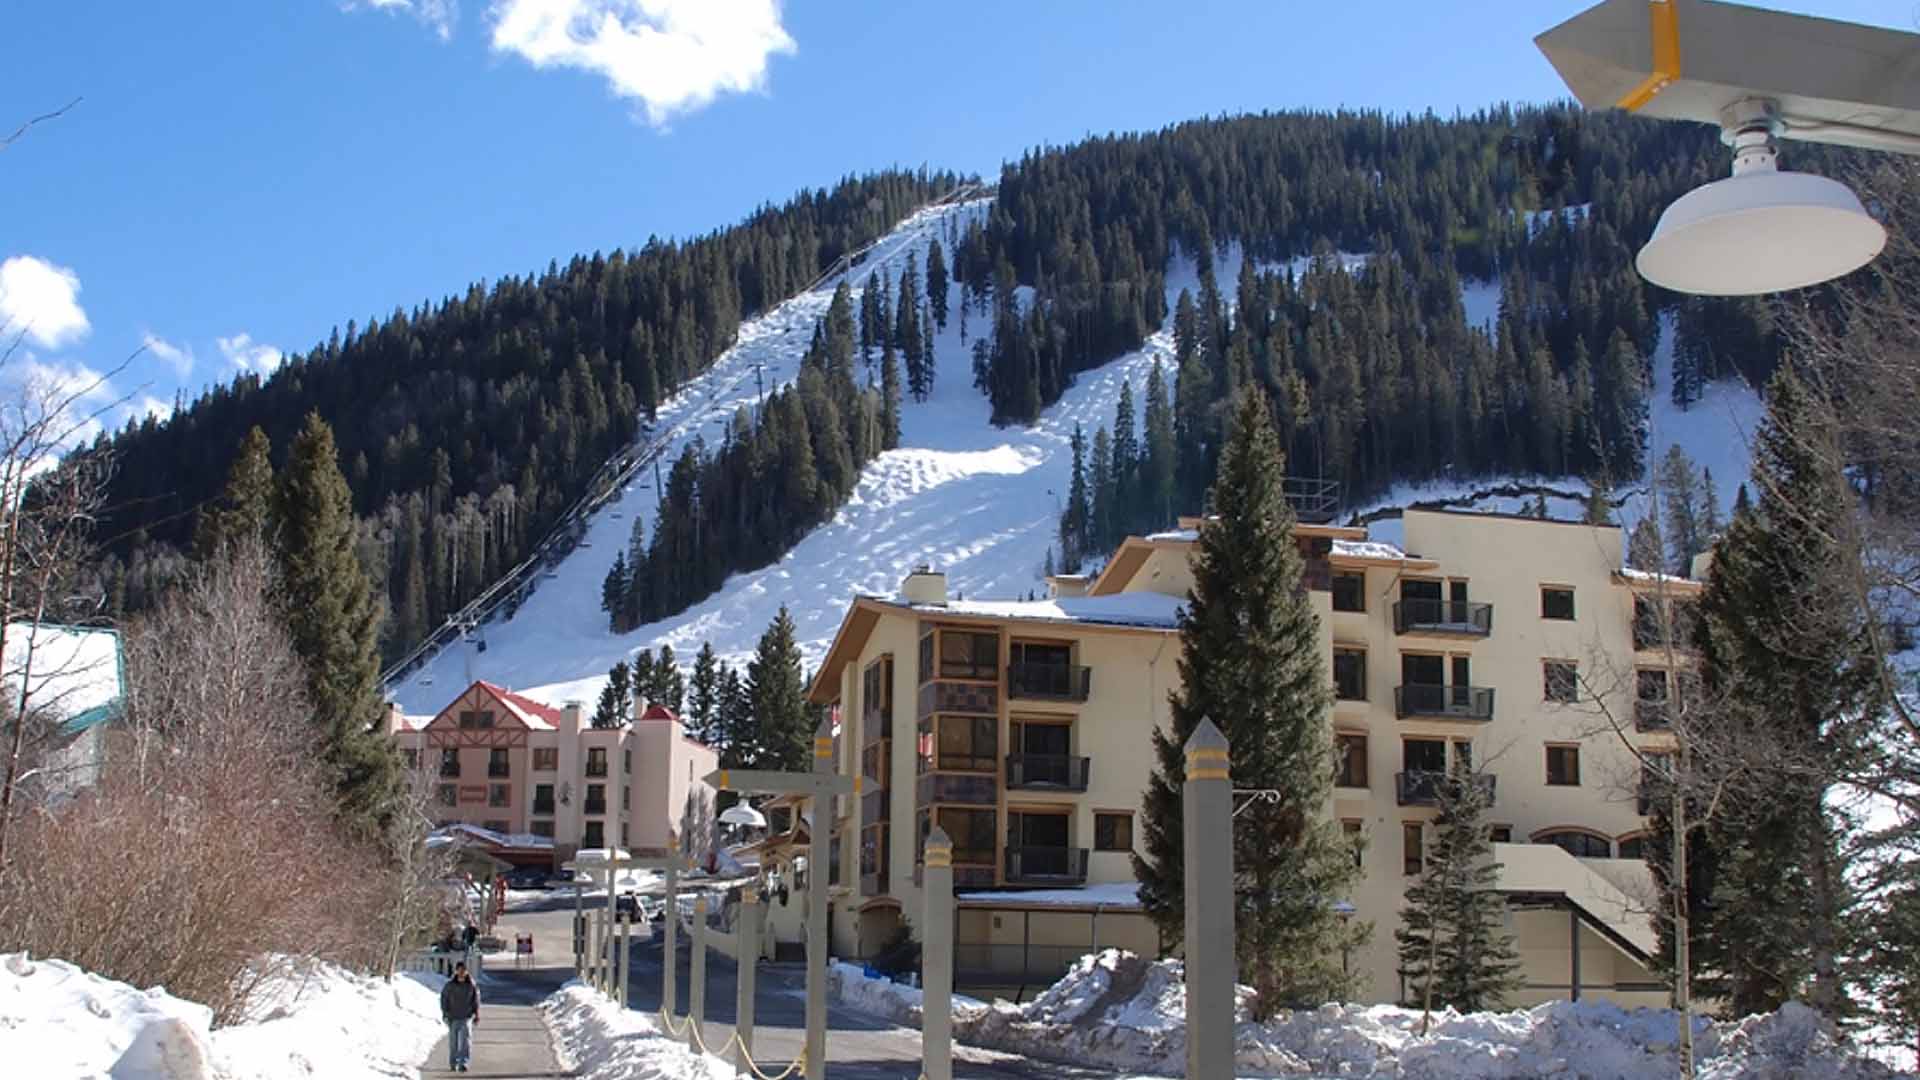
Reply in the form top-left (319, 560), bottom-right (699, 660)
top-left (418, 922), bottom-right (575, 1080)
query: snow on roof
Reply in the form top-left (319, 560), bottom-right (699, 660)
top-left (431, 823), bottom-right (556, 851)
top-left (478, 680), bottom-right (561, 730)
top-left (958, 882), bottom-right (1142, 909)
top-left (1143, 528), bottom-right (1198, 542)
top-left (3, 622), bottom-right (123, 734)
top-left (1330, 538), bottom-right (1412, 561)
top-left (1617, 567), bottom-right (1698, 586)
top-left (912, 592), bottom-right (1184, 630)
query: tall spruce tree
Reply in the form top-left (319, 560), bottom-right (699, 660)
top-left (715, 664), bottom-right (754, 766)
top-left (747, 606), bottom-right (810, 772)
top-left (276, 411), bottom-right (400, 837)
top-left (631, 649), bottom-right (657, 709)
top-left (1661, 446), bottom-right (1705, 575)
top-left (592, 661), bottom-right (634, 728)
top-left (1628, 517), bottom-right (1665, 572)
top-left (601, 552), bottom-right (629, 631)
top-left (1395, 757), bottom-right (1523, 1021)
top-left (651, 643), bottom-right (686, 714)
top-left (689, 642), bottom-right (721, 743)
top-left (194, 426), bottom-right (276, 557)
top-left (880, 338), bottom-right (903, 450)
top-left (926, 238), bottom-right (950, 330)
top-left (1584, 474), bottom-right (1615, 525)
top-left (1132, 387), bottom-right (1365, 1015)
top-left (1142, 358), bottom-right (1176, 530)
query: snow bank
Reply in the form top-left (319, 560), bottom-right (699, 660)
top-left (0, 952), bottom-right (445, 1080)
top-left (540, 981), bottom-right (733, 1080)
top-left (830, 950), bottom-right (1911, 1080)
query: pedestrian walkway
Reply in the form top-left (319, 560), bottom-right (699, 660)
top-left (418, 950), bottom-right (575, 1080)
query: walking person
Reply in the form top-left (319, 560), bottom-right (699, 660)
top-left (440, 961), bottom-right (481, 1072)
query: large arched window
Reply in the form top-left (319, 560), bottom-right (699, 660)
top-left (1534, 828), bottom-right (1612, 859)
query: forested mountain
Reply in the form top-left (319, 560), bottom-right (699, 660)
top-left (91, 171), bottom-right (963, 658)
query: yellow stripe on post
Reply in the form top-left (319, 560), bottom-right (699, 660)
top-left (1616, 0), bottom-right (1682, 112)
top-left (1186, 745), bottom-right (1230, 781)
top-left (924, 845), bottom-right (953, 869)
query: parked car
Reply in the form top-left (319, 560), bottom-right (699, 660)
top-left (502, 867), bottom-right (551, 890)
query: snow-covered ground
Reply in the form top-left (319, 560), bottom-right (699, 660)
top-left (541, 981), bottom-right (733, 1080)
top-left (0, 952), bottom-right (445, 1080)
top-left (390, 207), bottom-right (1257, 712)
top-left (831, 950), bottom-right (1912, 1080)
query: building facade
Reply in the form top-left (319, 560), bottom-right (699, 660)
top-left (806, 508), bottom-right (1700, 1006)
top-left (386, 680), bottom-right (718, 860)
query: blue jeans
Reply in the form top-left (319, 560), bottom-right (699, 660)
top-left (447, 1018), bottom-right (472, 1067)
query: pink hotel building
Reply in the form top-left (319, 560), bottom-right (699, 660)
top-left (385, 680), bottom-right (718, 857)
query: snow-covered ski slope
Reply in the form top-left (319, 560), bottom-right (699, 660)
top-left (394, 201), bottom-right (1242, 711)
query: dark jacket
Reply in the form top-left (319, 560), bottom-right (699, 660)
top-left (441, 975), bottom-right (481, 1022)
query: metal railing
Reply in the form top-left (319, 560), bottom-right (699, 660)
top-left (396, 946), bottom-right (483, 978)
top-left (1283, 476), bottom-right (1342, 524)
top-left (1394, 684), bottom-right (1495, 721)
top-left (1393, 599), bottom-right (1494, 636)
top-left (1004, 754), bottom-right (1091, 791)
top-left (1006, 662), bottom-right (1092, 702)
top-left (1395, 770), bottom-right (1497, 807)
top-left (488, 763), bottom-right (510, 778)
top-left (583, 799), bottom-right (607, 815)
top-left (585, 761), bottom-right (608, 778)
top-left (1635, 699), bottom-right (1671, 731)
top-left (1004, 846), bottom-right (1089, 884)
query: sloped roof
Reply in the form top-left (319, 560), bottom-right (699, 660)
top-left (475, 680), bottom-right (562, 730)
top-left (637, 703), bottom-right (678, 723)
top-left (3, 622), bottom-right (124, 736)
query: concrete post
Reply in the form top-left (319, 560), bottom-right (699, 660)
top-left (736, 888), bottom-right (761, 1078)
top-left (573, 880), bottom-right (585, 976)
top-left (922, 826), bottom-right (954, 1080)
top-left (587, 909), bottom-right (602, 993)
top-left (605, 853), bottom-right (619, 999)
top-left (689, 895), bottom-right (709, 1052)
top-left (619, 911), bottom-right (632, 1007)
top-left (664, 837), bottom-right (680, 1021)
top-left (805, 716), bottom-right (833, 1080)
top-left (1183, 718), bottom-right (1234, 1080)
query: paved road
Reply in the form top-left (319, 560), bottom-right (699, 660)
top-left (419, 962), bottom-right (574, 1080)
top-left (509, 897), bottom-right (1111, 1080)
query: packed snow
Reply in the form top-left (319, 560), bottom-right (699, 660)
top-left (956, 882), bottom-right (1143, 908)
top-left (0, 952), bottom-right (445, 1080)
top-left (921, 592), bottom-right (1185, 630)
top-left (541, 981), bottom-right (734, 1080)
top-left (830, 949), bottom-right (1912, 1080)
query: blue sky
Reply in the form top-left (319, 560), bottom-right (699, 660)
top-left (0, 1), bottom-right (1906, 438)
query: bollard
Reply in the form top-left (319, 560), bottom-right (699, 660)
top-left (736, 888), bottom-right (761, 1077)
top-left (1183, 718), bottom-right (1234, 1080)
top-left (574, 880), bottom-right (585, 976)
top-left (664, 838), bottom-right (681, 1021)
top-left (690, 895), bottom-right (709, 1052)
top-left (606, 856), bottom-right (619, 999)
top-left (922, 826), bottom-right (954, 1080)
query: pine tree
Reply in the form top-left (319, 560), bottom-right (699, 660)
top-left (1529, 493), bottom-right (1549, 519)
top-left (1661, 445), bottom-right (1704, 575)
top-left (652, 643), bottom-right (686, 714)
top-left (1142, 359), bottom-right (1176, 529)
top-left (1584, 475), bottom-right (1614, 525)
top-left (1089, 425), bottom-right (1114, 554)
top-left (1133, 388), bottom-right (1365, 1015)
top-left (879, 338), bottom-right (903, 450)
top-left (592, 661), bottom-right (634, 729)
top-left (1395, 757), bottom-right (1524, 1021)
top-left (689, 642), bottom-right (721, 743)
top-left (746, 606), bottom-right (810, 772)
top-left (1629, 517), bottom-right (1665, 572)
top-left (860, 270), bottom-right (882, 365)
top-left (623, 517), bottom-right (648, 630)
top-left (898, 257), bottom-right (930, 402)
top-left (631, 649), bottom-right (657, 709)
top-left (1111, 379), bottom-right (1139, 532)
top-left (715, 664), bottom-right (754, 766)
top-left (276, 411), bottom-right (400, 837)
top-left (194, 426), bottom-right (275, 558)
top-left (1060, 423), bottom-right (1090, 571)
top-left (601, 552), bottom-right (629, 632)
top-left (926, 238), bottom-right (950, 330)
top-left (1699, 467), bottom-right (1722, 545)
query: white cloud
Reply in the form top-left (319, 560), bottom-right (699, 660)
top-left (487, 0), bottom-right (796, 126)
top-left (345, 0), bottom-right (458, 41)
top-left (0, 256), bottom-right (90, 351)
top-left (141, 332), bottom-right (194, 379)
top-left (127, 394), bottom-right (174, 426)
top-left (218, 333), bottom-right (284, 376)
top-left (4, 357), bottom-right (121, 450)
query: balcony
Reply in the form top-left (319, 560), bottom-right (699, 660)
top-left (1396, 770), bottom-right (1497, 807)
top-left (1005, 754), bottom-right (1091, 791)
top-left (439, 761), bottom-right (460, 778)
top-left (1394, 684), bottom-right (1495, 722)
top-left (583, 797), bottom-right (607, 816)
top-left (532, 797), bottom-right (555, 816)
top-left (585, 760), bottom-right (608, 778)
top-left (915, 772), bottom-right (997, 807)
top-left (917, 680), bottom-right (998, 719)
top-left (488, 762), bottom-right (510, 779)
top-left (1004, 846), bottom-right (1089, 884)
top-left (1007, 662), bottom-right (1092, 703)
top-left (1393, 599), bottom-right (1494, 636)
top-left (1635, 700), bottom-right (1671, 732)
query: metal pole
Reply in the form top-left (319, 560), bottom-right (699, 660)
top-left (922, 826), bottom-right (954, 1080)
top-left (736, 888), bottom-right (761, 1078)
top-left (805, 718), bottom-right (832, 1080)
top-left (664, 839), bottom-right (680, 1020)
top-left (690, 895), bottom-right (710, 1052)
top-left (1183, 719), bottom-right (1234, 1080)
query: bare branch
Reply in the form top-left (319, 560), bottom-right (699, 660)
top-left (0, 98), bottom-right (79, 151)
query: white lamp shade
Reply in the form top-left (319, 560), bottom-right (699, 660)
top-left (1637, 169), bottom-right (1886, 296)
top-left (719, 804), bottom-right (767, 828)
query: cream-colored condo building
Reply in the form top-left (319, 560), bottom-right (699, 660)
top-left (806, 507), bottom-right (1699, 1006)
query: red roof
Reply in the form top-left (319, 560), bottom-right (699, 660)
top-left (637, 703), bottom-right (679, 723)
top-left (478, 680), bottom-right (564, 728)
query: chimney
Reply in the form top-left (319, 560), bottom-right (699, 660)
top-left (382, 701), bottom-right (405, 735)
top-left (562, 701), bottom-right (584, 736)
top-left (902, 565), bottom-right (948, 606)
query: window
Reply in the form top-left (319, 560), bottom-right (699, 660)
top-left (488, 784), bottom-right (510, 808)
top-left (863, 656), bottom-right (895, 723)
top-left (458, 710), bottom-right (495, 729)
top-left (1546, 744), bottom-right (1582, 786)
top-left (584, 783), bottom-right (606, 815)
top-left (862, 743), bottom-right (887, 783)
top-left (623, 749), bottom-right (631, 774)
top-left (533, 747), bottom-right (558, 771)
top-left (586, 747), bottom-right (608, 777)
top-left (1637, 668), bottom-right (1670, 701)
top-left (1403, 822), bottom-right (1424, 876)
top-left (1331, 572), bottom-right (1366, 613)
top-left (437, 784), bottom-right (456, 807)
top-left (1541, 586), bottom-right (1576, 621)
top-left (933, 715), bottom-right (997, 772)
top-left (483, 819), bottom-right (509, 833)
top-left (1537, 830), bottom-right (1611, 858)
top-left (582, 821), bottom-right (604, 849)
top-left (488, 748), bottom-right (510, 778)
top-left (1618, 834), bottom-right (1648, 860)
top-left (1489, 825), bottom-right (1512, 844)
top-left (529, 819), bottom-right (554, 838)
top-left (402, 748), bottom-right (420, 770)
top-left (1544, 660), bottom-right (1579, 703)
top-left (622, 785), bottom-right (631, 811)
top-left (1094, 812), bottom-right (1134, 852)
top-left (1333, 647), bottom-right (1367, 701)
top-left (918, 632), bottom-right (935, 684)
top-left (1343, 819), bottom-right (1364, 868)
top-left (1334, 733), bottom-right (1369, 788)
top-left (533, 783), bottom-right (555, 816)
top-left (938, 630), bottom-right (999, 680)
top-left (439, 748), bottom-right (461, 777)
top-left (929, 808), bottom-right (995, 865)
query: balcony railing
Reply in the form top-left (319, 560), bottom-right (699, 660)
top-left (1393, 599), bottom-right (1494, 636)
top-left (439, 761), bottom-right (460, 778)
top-left (488, 762), bottom-right (510, 778)
top-left (532, 798), bottom-right (555, 816)
top-left (1395, 770), bottom-right (1497, 807)
top-left (1007, 662), bottom-right (1092, 702)
top-left (1394, 684), bottom-right (1495, 722)
top-left (583, 798), bottom-right (607, 816)
top-left (915, 772), bottom-right (997, 807)
top-left (1004, 846), bottom-right (1090, 884)
top-left (1635, 700), bottom-right (1671, 732)
top-left (585, 761), bottom-right (608, 778)
top-left (1005, 754), bottom-right (1091, 791)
